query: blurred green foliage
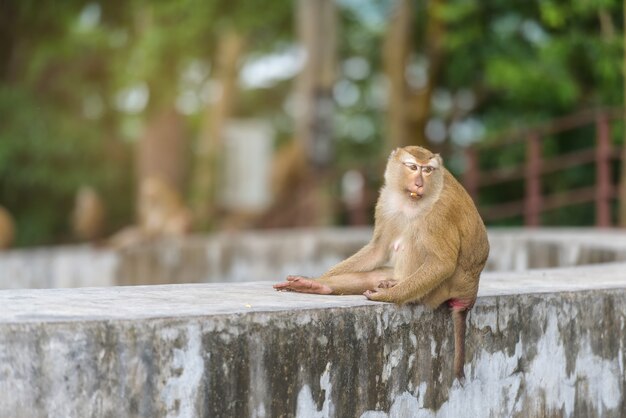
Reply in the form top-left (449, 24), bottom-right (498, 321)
top-left (0, 0), bottom-right (623, 246)
top-left (0, 0), bottom-right (291, 246)
top-left (436, 0), bottom-right (624, 226)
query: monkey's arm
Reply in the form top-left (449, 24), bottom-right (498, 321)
top-left (364, 253), bottom-right (457, 304)
top-left (321, 241), bottom-right (388, 278)
top-left (365, 229), bottom-right (460, 304)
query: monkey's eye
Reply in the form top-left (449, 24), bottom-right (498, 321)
top-left (422, 166), bottom-right (434, 174)
top-left (403, 163), bottom-right (418, 171)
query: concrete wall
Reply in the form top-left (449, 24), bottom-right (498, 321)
top-left (1, 229), bottom-right (626, 416)
top-left (486, 229), bottom-right (626, 271)
top-left (0, 229), bottom-right (371, 289)
top-left (2, 228), bottom-right (626, 289)
top-left (1, 263), bottom-right (625, 417)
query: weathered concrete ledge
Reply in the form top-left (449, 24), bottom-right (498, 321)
top-left (2, 228), bottom-right (626, 289)
top-left (0, 229), bottom-right (372, 289)
top-left (1, 263), bottom-right (625, 417)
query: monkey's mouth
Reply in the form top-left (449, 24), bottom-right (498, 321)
top-left (408, 191), bottom-right (422, 200)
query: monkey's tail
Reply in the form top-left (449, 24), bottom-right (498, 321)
top-left (451, 308), bottom-right (468, 382)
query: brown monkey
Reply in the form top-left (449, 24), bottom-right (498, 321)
top-left (138, 176), bottom-right (192, 237)
top-left (72, 186), bottom-right (106, 241)
top-left (0, 205), bottom-right (15, 249)
top-left (274, 146), bottom-right (489, 381)
top-left (108, 176), bottom-right (192, 247)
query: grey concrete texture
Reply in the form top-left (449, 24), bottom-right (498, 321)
top-left (1, 228), bottom-right (626, 417)
top-left (0, 229), bottom-right (372, 289)
top-left (1, 262), bottom-right (626, 417)
top-left (2, 228), bottom-right (626, 289)
top-left (1, 262), bottom-right (626, 323)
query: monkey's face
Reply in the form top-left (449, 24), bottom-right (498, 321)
top-left (386, 146), bottom-right (444, 201)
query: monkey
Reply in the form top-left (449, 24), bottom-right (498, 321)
top-left (108, 176), bottom-right (192, 247)
top-left (138, 176), bottom-right (192, 237)
top-left (274, 145), bottom-right (489, 381)
top-left (72, 186), bottom-right (106, 241)
top-left (0, 205), bottom-right (15, 250)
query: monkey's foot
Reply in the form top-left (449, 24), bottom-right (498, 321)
top-left (273, 276), bottom-right (333, 295)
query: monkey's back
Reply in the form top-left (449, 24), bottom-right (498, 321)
top-left (445, 171), bottom-right (488, 267)
top-left (431, 170), bottom-right (489, 300)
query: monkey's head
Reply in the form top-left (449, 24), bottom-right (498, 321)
top-left (140, 177), bottom-right (181, 207)
top-left (385, 146), bottom-right (444, 202)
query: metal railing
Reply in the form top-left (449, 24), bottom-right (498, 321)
top-left (464, 108), bottom-right (623, 227)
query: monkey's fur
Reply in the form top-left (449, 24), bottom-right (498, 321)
top-left (275, 146), bottom-right (489, 380)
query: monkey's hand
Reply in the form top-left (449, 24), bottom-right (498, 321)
top-left (363, 289), bottom-right (393, 302)
top-left (377, 279), bottom-right (398, 289)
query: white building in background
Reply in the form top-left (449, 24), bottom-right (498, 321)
top-left (220, 119), bottom-right (274, 212)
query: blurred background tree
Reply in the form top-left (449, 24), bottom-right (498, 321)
top-left (0, 0), bottom-right (623, 247)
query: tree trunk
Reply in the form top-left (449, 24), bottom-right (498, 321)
top-left (0, 0), bottom-right (16, 82)
top-left (294, 0), bottom-right (337, 168)
top-left (383, 0), bottom-right (446, 149)
top-left (136, 106), bottom-right (186, 193)
top-left (290, 0), bottom-right (337, 227)
top-left (383, 0), bottom-right (413, 149)
top-left (190, 29), bottom-right (245, 230)
top-left (408, 0), bottom-right (445, 146)
top-left (134, 5), bottom-right (189, 216)
top-left (620, 0), bottom-right (626, 227)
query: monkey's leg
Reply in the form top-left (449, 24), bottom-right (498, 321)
top-left (274, 268), bottom-right (393, 295)
top-left (323, 242), bottom-right (388, 278)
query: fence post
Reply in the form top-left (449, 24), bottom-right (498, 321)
top-left (525, 133), bottom-right (542, 227)
top-left (464, 147), bottom-right (479, 202)
top-left (595, 113), bottom-right (612, 227)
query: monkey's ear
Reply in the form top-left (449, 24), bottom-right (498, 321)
top-left (395, 147), bottom-right (415, 161)
top-left (433, 153), bottom-right (444, 167)
top-left (389, 148), bottom-right (400, 158)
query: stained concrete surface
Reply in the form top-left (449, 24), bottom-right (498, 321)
top-left (1, 229), bottom-right (626, 417)
top-left (1, 262), bottom-right (626, 323)
top-left (0, 263), bottom-right (625, 417)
